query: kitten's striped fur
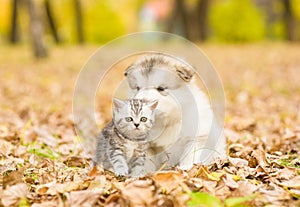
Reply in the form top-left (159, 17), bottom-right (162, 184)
top-left (93, 98), bottom-right (158, 177)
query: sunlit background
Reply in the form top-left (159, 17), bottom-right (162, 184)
top-left (1, 1), bottom-right (300, 206)
top-left (0, 0), bottom-right (299, 57)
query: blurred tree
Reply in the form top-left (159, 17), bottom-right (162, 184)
top-left (168, 0), bottom-right (189, 38)
top-left (209, 0), bottom-right (266, 42)
top-left (6, 0), bottom-right (87, 57)
top-left (10, 0), bottom-right (19, 43)
top-left (282, 0), bottom-right (296, 41)
top-left (8, 0), bottom-right (62, 57)
top-left (197, 0), bottom-right (209, 41)
top-left (84, 1), bottom-right (125, 43)
top-left (45, 0), bottom-right (60, 43)
top-left (168, 0), bottom-right (210, 41)
top-left (26, 0), bottom-right (48, 58)
top-left (254, 0), bottom-right (285, 40)
top-left (74, 0), bottom-right (84, 43)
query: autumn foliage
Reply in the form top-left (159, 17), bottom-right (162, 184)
top-left (0, 44), bottom-right (299, 207)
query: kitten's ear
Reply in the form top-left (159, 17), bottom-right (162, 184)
top-left (113, 98), bottom-right (125, 111)
top-left (147, 100), bottom-right (159, 110)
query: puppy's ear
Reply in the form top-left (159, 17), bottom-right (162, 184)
top-left (124, 64), bottom-right (133, 77)
top-left (175, 65), bottom-right (194, 82)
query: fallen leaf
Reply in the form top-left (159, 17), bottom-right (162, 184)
top-left (88, 166), bottom-right (99, 178)
top-left (0, 140), bottom-right (14, 156)
top-left (289, 189), bottom-right (300, 199)
top-left (251, 150), bottom-right (270, 171)
top-left (2, 167), bottom-right (24, 188)
top-left (279, 176), bottom-right (300, 188)
top-left (63, 156), bottom-right (89, 168)
top-left (222, 174), bottom-right (239, 189)
top-left (1, 183), bottom-right (28, 207)
top-left (66, 189), bottom-right (102, 207)
top-left (228, 157), bottom-right (249, 168)
top-left (120, 179), bottom-right (155, 206)
top-left (152, 171), bottom-right (185, 193)
top-left (32, 201), bottom-right (58, 207)
top-left (233, 180), bottom-right (260, 197)
top-left (35, 181), bottom-right (57, 195)
top-left (272, 167), bottom-right (298, 180)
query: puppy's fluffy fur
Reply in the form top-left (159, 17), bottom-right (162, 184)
top-left (125, 54), bottom-right (226, 171)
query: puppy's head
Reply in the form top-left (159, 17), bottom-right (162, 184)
top-left (125, 54), bottom-right (194, 84)
top-left (124, 54), bottom-right (195, 118)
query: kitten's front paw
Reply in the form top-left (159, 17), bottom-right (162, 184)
top-left (114, 169), bottom-right (128, 180)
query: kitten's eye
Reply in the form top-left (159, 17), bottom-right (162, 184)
top-left (125, 117), bottom-right (133, 122)
top-left (136, 86), bottom-right (140, 91)
top-left (140, 117), bottom-right (147, 122)
top-left (157, 86), bottom-right (166, 92)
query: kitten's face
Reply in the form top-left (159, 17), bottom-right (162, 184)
top-left (113, 98), bottom-right (158, 140)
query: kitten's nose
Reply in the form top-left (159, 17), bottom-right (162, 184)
top-left (134, 123), bottom-right (139, 128)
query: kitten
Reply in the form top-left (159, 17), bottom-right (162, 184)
top-left (93, 98), bottom-right (158, 177)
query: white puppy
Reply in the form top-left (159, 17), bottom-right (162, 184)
top-left (125, 53), bottom-right (226, 171)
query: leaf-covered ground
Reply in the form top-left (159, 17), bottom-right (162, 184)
top-left (0, 43), bottom-right (299, 207)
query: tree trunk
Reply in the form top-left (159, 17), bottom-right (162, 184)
top-left (74, 0), bottom-right (84, 43)
top-left (282, 0), bottom-right (296, 41)
top-left (45, 0), bottom-right (60, 43)
top-left (197, 0), bottom-right (209, 41)
top-left (26, 0), bottom-right (48, 58)
top-left (167, 0), bottom-right (190, 39)
top-left (177, 0), bottom-right (190, 39)
top-left (10, 0), bottom-right (19, 43)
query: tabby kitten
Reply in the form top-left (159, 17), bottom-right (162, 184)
top-left (93, 98), bottom-right (158, 177)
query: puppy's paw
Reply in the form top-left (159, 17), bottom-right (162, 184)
top-left (177, 164), bottom-right (193, 171)
top-left (129, 166), bottom-right (146, 178)
top-left (130, 171), bottom-right (145, 178)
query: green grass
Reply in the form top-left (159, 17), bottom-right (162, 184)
top-left (188, 192), bottom-right (255, 207)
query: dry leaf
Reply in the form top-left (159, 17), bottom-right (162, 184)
top-left (1, 44), bottom-right (300, 207)
top-left (63, 156), bottom-right (89, 168)
top-left (251, 149), bottom-right (270, 171)
top-left (32, 201), bottom-right (58, 207)
top-left (0, 140), bottom-right (14, 156)
top-left (273, 167), bottom-right (298, 180)
top-left (1, 183), bottom-right (28, 207)
top-left (120, 179), bottom-right (155, 206)
top-left (222, 174), bottom-right (239, 189)
top-left (66, 189), bottom-right (102, 207)
top-left (152, 171), bottom-right (185, 193)
top-left (279, 176), bottom-right (300, 188)
top-left (2, 168), bottom-right (24, 188)
top-left (35, 181), bottom-right (57, 195)
top-left (228, 157), bottom-right (249, 167)
top-left (233, 180), bottom-right (260, 197)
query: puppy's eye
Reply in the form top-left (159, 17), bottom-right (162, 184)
top-left (140, 117), bottom-right (147, 122)
top-left (157, 86), bottom-right (166, 92)
top-left (125, 117), bottom-right (133, 122)
top-left (135, 86), bottom-right (140, 91)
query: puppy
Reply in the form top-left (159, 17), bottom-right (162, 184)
top-left (125, 53), bottom-right (226, 171)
